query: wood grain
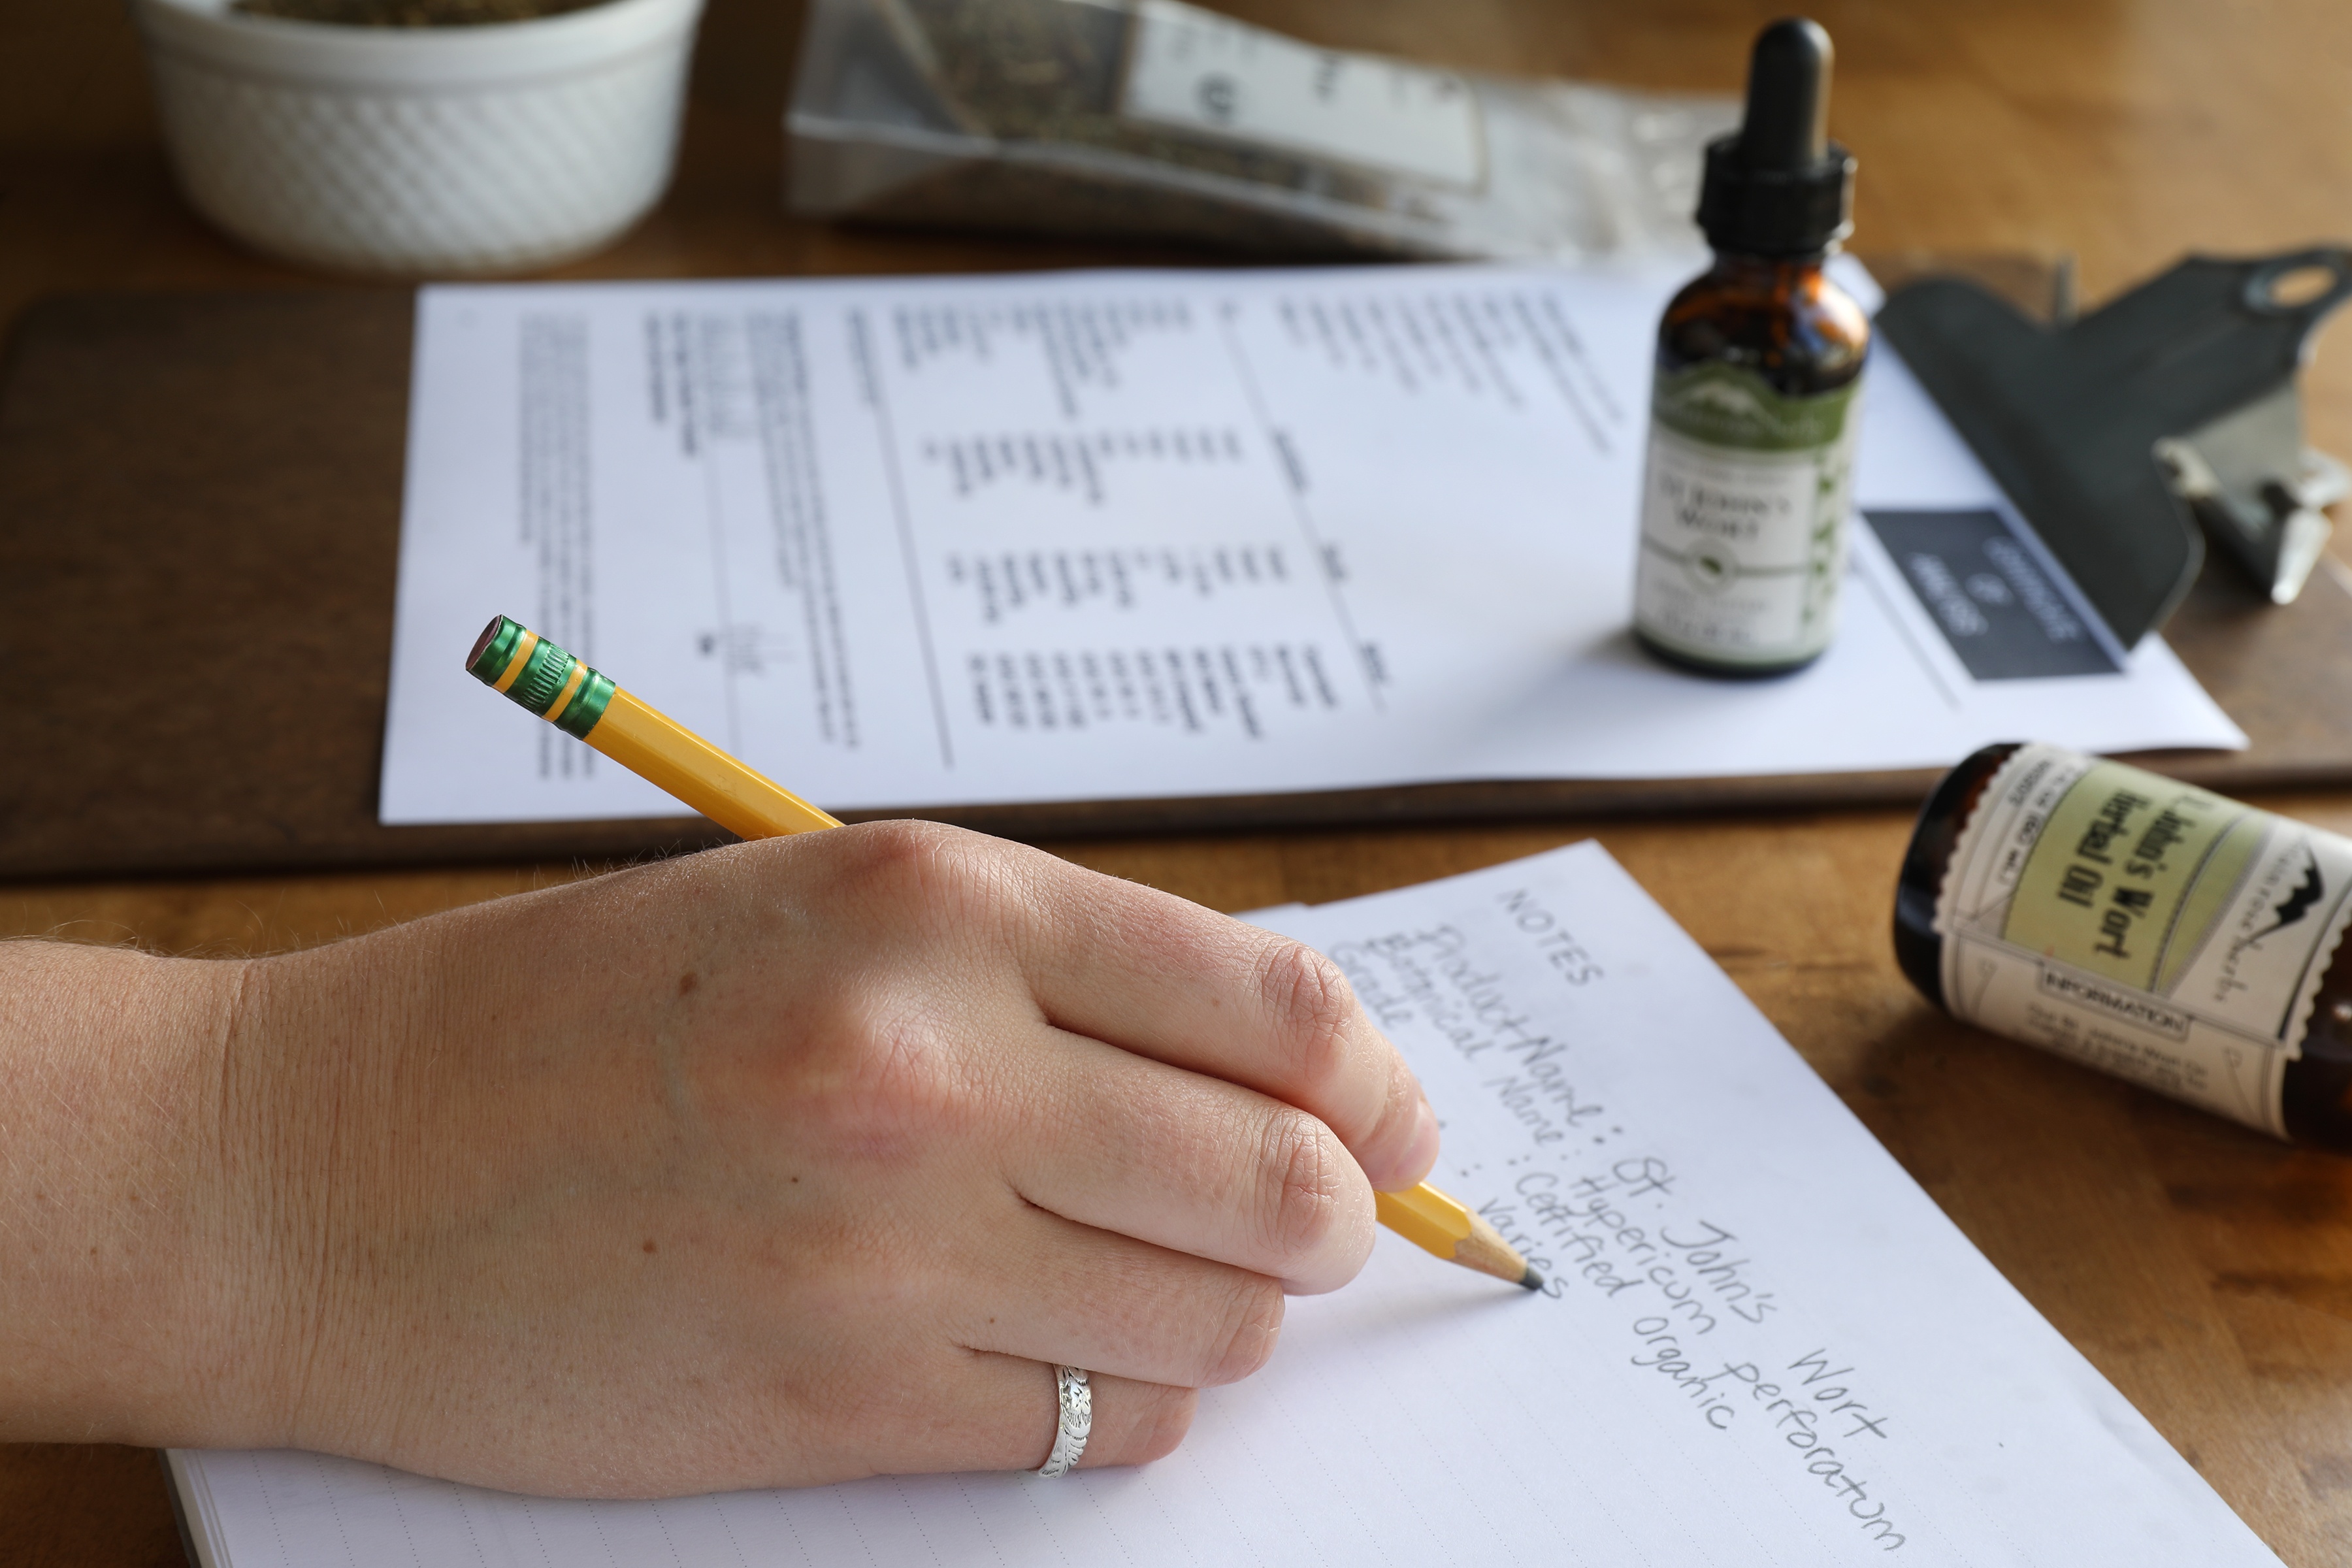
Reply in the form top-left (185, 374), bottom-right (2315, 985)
top-left (9, 1), bottom-right (2352, 1565)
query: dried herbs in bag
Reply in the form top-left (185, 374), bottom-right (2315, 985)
top-left (787, 0), bottom-right (1739, 261)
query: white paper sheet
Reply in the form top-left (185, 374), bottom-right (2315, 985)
top-left (170, 844), bottom-right (2281, 1567)
top-left (378, 262), bottom-right (2244, 826)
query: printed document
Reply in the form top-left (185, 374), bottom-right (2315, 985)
top-left (379, 263), bottom-right (2244, 825)
top-left (169, 843), bottom-right (2280, 1565)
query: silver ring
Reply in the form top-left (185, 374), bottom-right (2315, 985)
top-left (1036, 1365), bottom-right (1092, 1478)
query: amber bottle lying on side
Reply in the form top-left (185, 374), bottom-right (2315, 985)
top-left (1896, 742), bottom-right (2352, 1149)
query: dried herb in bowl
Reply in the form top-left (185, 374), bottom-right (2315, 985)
top-left (231, 0), bottom-right (612, 25)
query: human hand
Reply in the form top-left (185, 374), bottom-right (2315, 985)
top-left (63, 824), bottom-right (1437, 1495)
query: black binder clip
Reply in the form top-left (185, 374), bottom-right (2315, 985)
top-left (1878, 246), bottom-right (2352, 647)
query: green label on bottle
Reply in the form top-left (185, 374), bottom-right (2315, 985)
top-left (1936, 744), bottom-right (2352, 1137)
top-left (1649, 361), bottom-right (1860, 453)
top-left (1633, 362), bottom-right (1864, 667)
top-left (2001, 769), bottom-right (2267, 995)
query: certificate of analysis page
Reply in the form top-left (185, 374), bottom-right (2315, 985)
top-left (380, 263), bottom-right (2242, 825)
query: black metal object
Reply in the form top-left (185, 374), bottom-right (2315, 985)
top-left (1697, 18), bottom-right (1855, 258)
top-left (1878, 247), bottom-right (2352, 646)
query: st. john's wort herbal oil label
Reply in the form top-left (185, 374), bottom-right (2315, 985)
top-left (1935, 743), bottom-right (2352, 1136)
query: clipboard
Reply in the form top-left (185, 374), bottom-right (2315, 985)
top-left (6, 259), bottom-right (2351, 881)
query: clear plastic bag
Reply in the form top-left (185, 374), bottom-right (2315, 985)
top-left (786, 0), bottom-right (1739, 262)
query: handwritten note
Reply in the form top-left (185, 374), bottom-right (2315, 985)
top-left (171, 844), bottom-right (2281, 1567)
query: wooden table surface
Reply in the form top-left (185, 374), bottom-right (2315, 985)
top-left (11, 1), bottom-right (2352, 1563)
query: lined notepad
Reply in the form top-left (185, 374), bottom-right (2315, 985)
top-left (171, 845), bottom-right (2282, 1566)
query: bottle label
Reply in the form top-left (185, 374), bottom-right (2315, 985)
top-left (1935, 743), bottom-right (2352, 1137)
top-left (1632, 361), bottom-right (1861, 667)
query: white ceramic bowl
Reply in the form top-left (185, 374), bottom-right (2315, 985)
top-left (133, 0), bottom-right (704, 276)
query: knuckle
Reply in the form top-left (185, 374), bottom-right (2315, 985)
top-left (1203, 1274), bottom-right (1286, 1386)
top-left (1256, 939), bottom-right (1359, 1094)
top-left (832, 820), bottom-right (1037, 943)
top-left (798, 996), bottom-right (974, 1161)
top-left (838, 819), bottom-right (985, 901)
top-left (1256, 1109), bottom-right (1347, 1263)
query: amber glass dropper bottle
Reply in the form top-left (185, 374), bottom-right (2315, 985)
top-left (1633, 18), bottom-right (1871, 676)
top-left (1897, 742), bottom-right (2352, 1150)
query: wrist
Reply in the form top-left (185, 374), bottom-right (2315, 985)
top-left (0, 942), bottom-right (262, 1445)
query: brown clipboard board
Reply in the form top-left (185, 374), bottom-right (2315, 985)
top-left (6, 261), bottom-right (2351, 881)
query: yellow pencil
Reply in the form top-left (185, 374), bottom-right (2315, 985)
top-left (466, 614), bottom-right (1543, 1292)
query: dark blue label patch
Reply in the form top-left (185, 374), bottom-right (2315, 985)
top-left (1866, 509), bottom-right (2119, 680)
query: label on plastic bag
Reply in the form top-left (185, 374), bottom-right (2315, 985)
top-left (1936, 743), bottom-right (2352, 1137)
top-left (1120, 0), bottom-right (1484, 188)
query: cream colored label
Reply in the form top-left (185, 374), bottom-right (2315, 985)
top-left (1631, 370), bottom-right (1861, 667)
top-left (1936, 743), bottom-right (2352, 1137)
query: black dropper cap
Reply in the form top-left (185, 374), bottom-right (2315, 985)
top-left (1695, 18), bottom-right (1855, 257)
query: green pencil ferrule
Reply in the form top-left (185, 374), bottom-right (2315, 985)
top-left (508, 639), bottom-right (575, 714)
top-left (466, 613), bottom-right (615, 740)
top-left (553, 668), bottom-right (617, 738)
top-left (466, 616), bottom-right (527, 684)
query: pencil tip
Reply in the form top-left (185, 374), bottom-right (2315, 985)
top-left (1519, 1267), bottom-right (1546, 1292)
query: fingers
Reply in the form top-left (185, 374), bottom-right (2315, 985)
top-left (839, 1206), bottom-right (1241, 1476)
top-left (1073, 1373), bottom-right (1195, 1469)
top-left (1008, 855), bottom-right (1441, 1193)
top-left (953, 1200), bottom-right (1288, 1388)
top-left (1009, 1026), bottom-right (1377, 1293)
top-left (754, 823), bottom-right (1434, 1191)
